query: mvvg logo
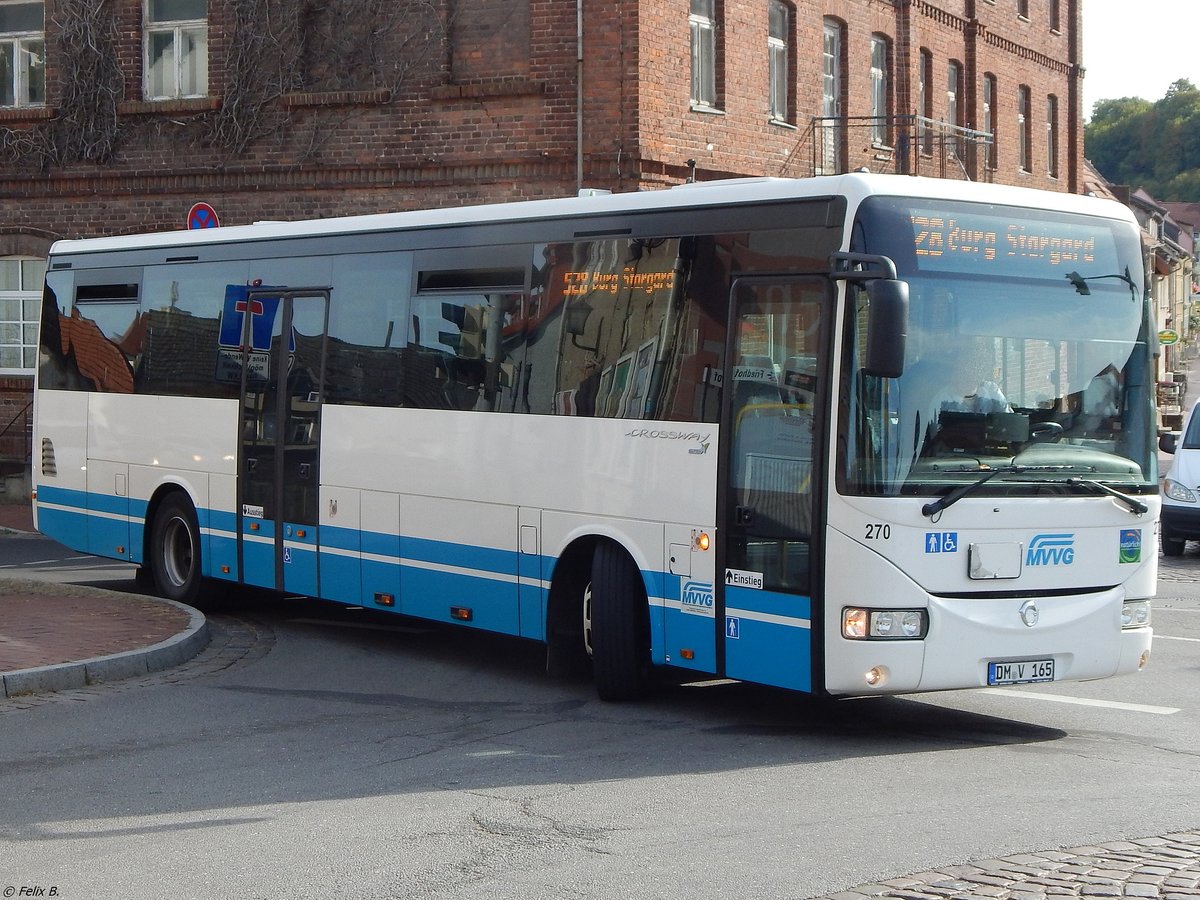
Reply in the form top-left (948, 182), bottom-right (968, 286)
top-left (681, 581), bottom-right (715, 616)
top-left (1026, 533), bottom-right (1075, 566)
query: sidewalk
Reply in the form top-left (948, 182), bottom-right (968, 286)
top-left (0, 502), bottom-right (209, 698)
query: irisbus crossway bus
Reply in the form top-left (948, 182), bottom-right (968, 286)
top-left (33, 173), bottom-right (1156, 700)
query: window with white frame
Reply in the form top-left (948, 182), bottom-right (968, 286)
top-left (0, 256), bottom-right (46, 372)
top-left (1018, 84), bottom-right (1031, 172)
top-left (869, 34), bottom-right (890, 145)
top-left (768, 0), bottom-right (789, 122)
top-left (0, 1), bottom-right (44, 108)
top-left (947, 60), bottom-right (962, 159)
top-left (946, 60), bottom-right (961, 128)
top-left (819, 19), bottom-right (844, 173)
top-left (918, 49), bottom-right (932, 154)
top-left (690, 0), bottom-right (717, 108)
top-left (983, 73), bottom-right (997, 169)
top-left (1046, 94), bottom-right (1059, 177)
top-left (144, 0), bottom-right (208, 101)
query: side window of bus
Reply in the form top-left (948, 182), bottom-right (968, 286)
top-left (50, 269), bottom-right (143, 395)
top-left (408, 257), bottom-right (529, 413)
top-left (139, 261), bottom-right (249, 398)
top-left (537, 237), bottom-right (686, 419)
top-left (327, 252), bottom-right (411, 407)
top-left (406, 292), bottom-right (520, 411)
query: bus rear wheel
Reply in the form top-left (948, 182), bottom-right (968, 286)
top-left (587, 541), bottom-right (650, 701)
top-left (150, 493), bottom-right (203, 605)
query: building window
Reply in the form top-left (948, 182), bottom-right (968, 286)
top-left (1050, 0), bottom-right (1061, 31)
top-left (947, 60), bottom-right (962, 158)
top-left (0, 1), bottom-right (44, 108)
top-left (0, 256), bottom-right (46, 372)
top-left (1047, 94), bottom-right (1059, 178)
top-left (947, 60), bottom-right (962, 127)
top-left (982, 74), bottom-right (997, 169)
top-left (690, 0), bottom-right (717, 109)
top-left (869, 34), bottom-right (890, 145)
top-left (1018, 85), bottom-right (1031, 172)
top-left (144, 0), bottom-right (208, 101)
top-left (918, 48), bottom-right (933, 154)
top-left (819, 19), bottom-right (844, 173)
top-left (768, 1), bottom-right (790, 122)
top-left (1018, 0), bottom-right (1030, 18)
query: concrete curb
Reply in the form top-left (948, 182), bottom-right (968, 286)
top-left (1, 597), bottom-right (209, 699)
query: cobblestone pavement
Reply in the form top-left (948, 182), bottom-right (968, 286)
top-left (817, 834), bottom-right (1200, 900)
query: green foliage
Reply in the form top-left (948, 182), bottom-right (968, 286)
top-left (1086, 80), bottom-right (1200, 200)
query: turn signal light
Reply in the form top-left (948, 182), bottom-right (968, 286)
top-left (451, 606), bottom-right (473, 621)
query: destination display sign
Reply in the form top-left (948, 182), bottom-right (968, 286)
top-left (895, 204), bottom-right (1125, 281)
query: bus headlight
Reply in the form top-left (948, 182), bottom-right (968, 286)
top-left (842, 607), bottom-right (928, 640)
top-left (1121, 600), bottom-right (1151, 628)
top-left (1163, 478), bottom-right (1197, 503)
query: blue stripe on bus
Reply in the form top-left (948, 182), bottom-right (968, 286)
top-left (402, 535), bottom-right (519, 578)
top-left (87, 492), bottom-right (130, 516)
top-left (33, 492), bottom-right (663, 664)
top-left (723, 585), bottom-right (812, 692)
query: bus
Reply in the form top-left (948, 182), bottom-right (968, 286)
top-left (32, 173), bottom-right (1157, 700)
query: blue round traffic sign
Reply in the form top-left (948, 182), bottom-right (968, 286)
top-left (187, 202), bottom-right (220, 229)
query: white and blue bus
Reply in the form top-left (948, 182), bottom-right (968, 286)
top-left (33, 173), bottom-right (1156, 699)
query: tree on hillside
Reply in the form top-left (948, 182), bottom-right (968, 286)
top-left (1086, 79), bottom-right (1200, 201)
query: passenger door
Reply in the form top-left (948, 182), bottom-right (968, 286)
top-left (720, 277), bottom-right (828, 691)
top-left (237, 287), bottom-right (330, 596)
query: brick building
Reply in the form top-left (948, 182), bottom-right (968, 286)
top-left (0, 0), bottom-right (1084, 480)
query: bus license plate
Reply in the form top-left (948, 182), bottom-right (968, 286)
top-left (988, 659), bottom-right (1054, 686)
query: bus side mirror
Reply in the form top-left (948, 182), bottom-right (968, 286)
top-left (864, 279), bottom-right (909, 378)
top-left (1159, 431), bottom-right (1178, 454)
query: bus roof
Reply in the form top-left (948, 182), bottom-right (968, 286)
top-left (50, 173), bottom-right (1137, 257)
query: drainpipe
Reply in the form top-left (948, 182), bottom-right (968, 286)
top-left (577, 0), bottom-right (584, 191)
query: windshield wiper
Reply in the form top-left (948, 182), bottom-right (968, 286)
top-left (1060, 477), bottom-right (1149, 514)
top-left (920, 464), bottom-right (1083, 518)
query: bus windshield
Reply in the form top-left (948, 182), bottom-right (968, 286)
top-left (843, 195), bottom-right (1157, 498)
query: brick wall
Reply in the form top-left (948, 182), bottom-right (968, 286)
top-left (636, 0), bottom-right (1081, 190)
top-left (1, 0), bottom-right (1084, 245)
top-left (0, 377), bottom-right (32, 468)
top-left (0, 0), bottom-right (1085, 428)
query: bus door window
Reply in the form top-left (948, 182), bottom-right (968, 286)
top-left (726, 279), bottom-right (824, 593)
top-left (282, 297), bottom-right (328, 526)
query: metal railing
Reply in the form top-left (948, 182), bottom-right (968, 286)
top-left (782, 115), bottom-right (995, 181)
top-left (0, 399), bottom-right (32, 476)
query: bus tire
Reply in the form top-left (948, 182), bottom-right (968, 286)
top-left (150, 492), bottom-right (203, 605)
top-left (589, 541), bottom-right (650, 701)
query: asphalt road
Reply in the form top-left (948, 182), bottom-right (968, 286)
top-left (1, 534), bottom-right (1197, 900)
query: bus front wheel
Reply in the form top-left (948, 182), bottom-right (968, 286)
top-left (150, 493), bottom-right (203, 605)
top-left (587, 542), bottom-right (651, 701)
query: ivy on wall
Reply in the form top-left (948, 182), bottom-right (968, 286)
top-left (1, 0), bottom-right (446, 169)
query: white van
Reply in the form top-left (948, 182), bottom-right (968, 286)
top-left (1159, 398), bottom-right (1200, 555)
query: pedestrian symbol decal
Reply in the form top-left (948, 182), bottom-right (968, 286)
top-left (925, 532), bottom-right (958, 553)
